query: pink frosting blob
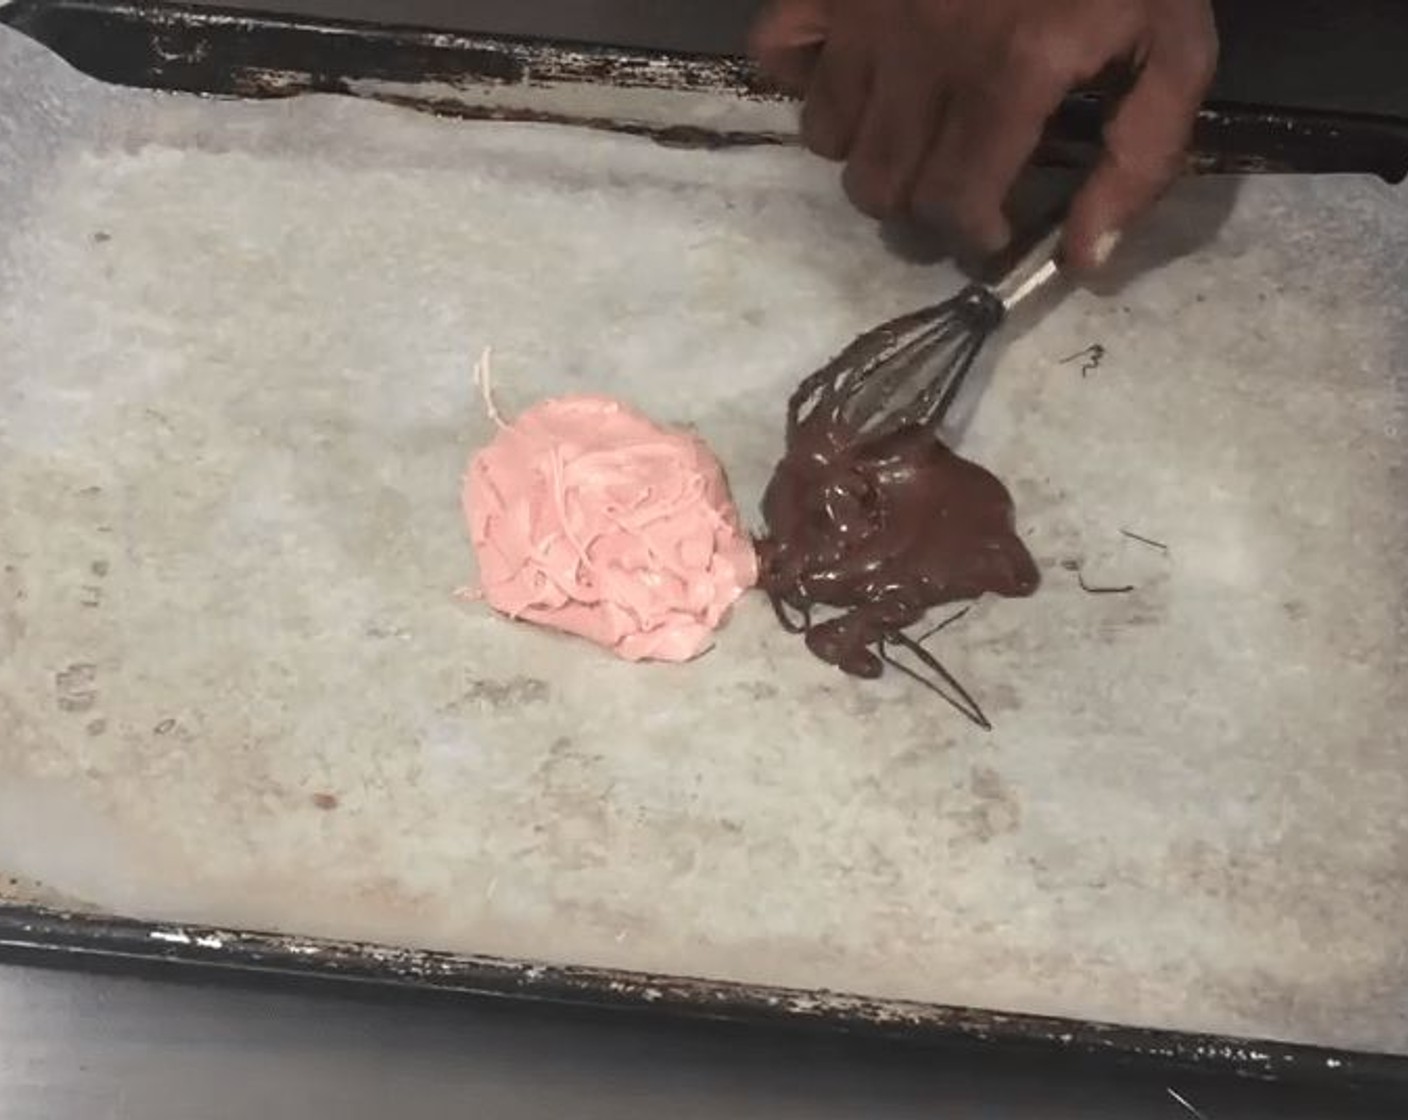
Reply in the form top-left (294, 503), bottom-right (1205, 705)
top-left (463, 395), bottom-right (758, 662)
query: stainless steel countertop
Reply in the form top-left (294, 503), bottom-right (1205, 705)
top-left (1, 959), bottom-right (1400, 1119)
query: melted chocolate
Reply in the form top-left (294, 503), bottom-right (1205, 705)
top-left (755, 402), bottom-right (1038, 702)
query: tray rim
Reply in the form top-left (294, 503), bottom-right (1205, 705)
top-left (3, 901), bottom-right (1405, 1092)
top-left (1, 0), bottom-right (1407, 1091)
top-left (5, 0), bottom-right (1408, 181)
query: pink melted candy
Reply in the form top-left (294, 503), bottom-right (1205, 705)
top-left (464, 395), bottom-right (758, 662)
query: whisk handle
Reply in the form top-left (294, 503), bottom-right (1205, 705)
top-left (991, 226), bottom-right (1063, 312)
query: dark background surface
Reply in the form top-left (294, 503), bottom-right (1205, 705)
top-left (4, 1), bottom-right (1406, 1116)
top-left (2, 957), bottom-right (1405, 1119)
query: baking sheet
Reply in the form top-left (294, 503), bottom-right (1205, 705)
top-left (1, 23), bottom-right (1406, 1056)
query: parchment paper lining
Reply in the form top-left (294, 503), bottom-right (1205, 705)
top-left (1, 26), bottom-right (1405, 1052)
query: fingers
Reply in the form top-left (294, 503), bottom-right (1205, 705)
top-left (750, 0), bottom-right (870, 163)
top-left (1064, 6), bottom-right (1218, 270)
top-left (748, 0), bottom-right (831, 95)
top-left (756, 0), bottom-right (938, 210)
top-left (757, 0), bottom-right (1217, 269)
top-left (840, 61), bottom-right (942, 217)
top-left (802, 34), bottom-right (875, 160)
top-left (912, 66), bottom-right (1070, 254)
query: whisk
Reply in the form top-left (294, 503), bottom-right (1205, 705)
top-left (790, 226), bottom-right (1064, 439)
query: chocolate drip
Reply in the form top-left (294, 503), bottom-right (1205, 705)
top-left (755, 379), bottom-right (1038, 723)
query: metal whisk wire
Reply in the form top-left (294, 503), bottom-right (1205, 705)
top-left (790, 226), bottom-right (1064, 442)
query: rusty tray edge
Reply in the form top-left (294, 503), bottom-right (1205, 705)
top-left (2, 901), bottom-right (1404, 1093)
top-left (4, 0), bottom-right (1408, 179)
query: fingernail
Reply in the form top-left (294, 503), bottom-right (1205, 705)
top-left (1091, 229), bottom-right (1122, 268)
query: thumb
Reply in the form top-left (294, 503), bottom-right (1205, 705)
top-left (748, 0), bottom-right (831, 94)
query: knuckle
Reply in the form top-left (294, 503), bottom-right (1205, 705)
top-left (1106, 135), bottom-right (1177, 182)
top-left (1002, 22), bottom-right (1051, 72)
top-left (1102, 138), bottom-right (1183, 199)
top-left (1104, 111), bottom-right (1189, 182)
top-left (949, 198), bottom-right (1006, 250)
top-left (915, 154), bottom-right (959, 200)
top-left (1179, 33), bottom-right (1220, 89)
top-left (1156, 1), bottom-right (1220, 88)
top-left (915, 177), bottom-right (1003, 249)
top-left (844, 162), bottom-right (907, 218)
top-left (912, 167), bottom-right (960, 221)
top-left (1003, 21), bottom-right (1084, 85)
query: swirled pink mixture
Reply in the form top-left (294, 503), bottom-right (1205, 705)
top-left (463, 396), bottom-right (757, 662)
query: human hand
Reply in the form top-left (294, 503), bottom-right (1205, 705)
top-left (749, 0), bottom-right (1218, 271)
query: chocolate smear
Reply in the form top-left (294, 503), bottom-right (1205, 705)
top-left (755, 370), bottom-right (1039, 727)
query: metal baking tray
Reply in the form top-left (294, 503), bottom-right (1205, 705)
top-left (8, 0), bottom-right (1408, 179)
top-left (1, 0), bottom-right (1406, 1094)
